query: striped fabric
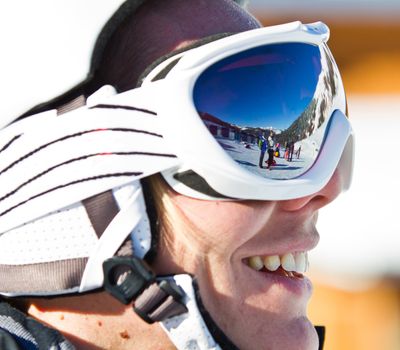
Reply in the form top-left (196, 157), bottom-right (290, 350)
top-left (0, 88), bottom-right (176, 295)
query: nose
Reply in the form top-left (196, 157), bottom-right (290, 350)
top-left (279, 158), bottom-right (348, 212)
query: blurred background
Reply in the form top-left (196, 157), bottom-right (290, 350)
top-left (248, 1), bottom-right (400, 349)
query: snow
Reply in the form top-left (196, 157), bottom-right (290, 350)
top-left (217, 137), bottom-right (313, 179)
top-left (215, 117), bottom-right (327, 180)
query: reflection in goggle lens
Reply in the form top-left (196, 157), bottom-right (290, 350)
top-left (193, 43), bottom-right (339, 180)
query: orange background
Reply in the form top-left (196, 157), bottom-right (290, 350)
top-left (256, 20), bottom-right (400, 93)
top-left (309, 21), bottom-right (400, 350)
top-left (255, 12), bottom-right (400, 350)
top-left (318, 23), bottom-right (400, 94)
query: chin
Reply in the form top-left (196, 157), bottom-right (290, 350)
top-left (283, 316), bottom-right (320, 350)
top-left (236, 316), bottom-right (319, 350)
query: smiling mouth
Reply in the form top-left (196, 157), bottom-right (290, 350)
top-left (244, 252), bottom-right (309, 278)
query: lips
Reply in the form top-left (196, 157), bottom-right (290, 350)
top-left (246, 252), bottom-right (309, 277)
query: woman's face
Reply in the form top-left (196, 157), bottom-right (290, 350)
top-left (153, 168), bottom-right (345, 350)
top-left (135, 1), bottom-right (346, 348)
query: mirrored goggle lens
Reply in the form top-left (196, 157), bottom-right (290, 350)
top-left (193, 42), bottom-right (340, 180)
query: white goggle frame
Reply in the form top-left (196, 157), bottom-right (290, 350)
top-left (141, 21), bottom-right (354, 200)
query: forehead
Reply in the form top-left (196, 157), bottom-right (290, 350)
top-left (138, 0), bottom-right (261, 55)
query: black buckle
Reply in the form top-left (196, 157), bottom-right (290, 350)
top-left (103, 256), bottom-right (188, 323)
top-left (103, 256), bottom-right (155, 304)
top-left (133, 279), bottom-right (188, 324)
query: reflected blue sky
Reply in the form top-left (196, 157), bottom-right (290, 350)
top-left (194, 43), bottom-right (321, 131)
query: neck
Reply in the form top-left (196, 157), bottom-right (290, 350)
top-left (26, 291), bottom-right (176, 350)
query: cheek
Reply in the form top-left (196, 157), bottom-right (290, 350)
top-left (171, 197), bottom-right (274, 253)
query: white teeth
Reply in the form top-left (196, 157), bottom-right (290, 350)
top-left (294, 252), bottom-right (306, 273)
top-left (263, 255), bottom-right (280, 271)
top-left (247, 252), bottom-right (309, 274)
top-left (248, 256), bottom-right (263, 271)
top-left (281, 253), bottom-right (296, 272)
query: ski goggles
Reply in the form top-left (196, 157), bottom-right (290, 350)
top-left (139, 21), bottom-right (354, 201)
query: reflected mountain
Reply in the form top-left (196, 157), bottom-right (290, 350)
top-left (198, 44), bottom-right (341, 180)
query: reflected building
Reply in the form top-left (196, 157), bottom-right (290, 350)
top-left (200, 112), bottom-right (259, 145)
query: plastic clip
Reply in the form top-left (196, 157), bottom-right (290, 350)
top-left (103, 256), bottom-right (155, 304)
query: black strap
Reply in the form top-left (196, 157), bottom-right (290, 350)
top-left (315, 325), bottom-right (326, 350)
top-left (0, 328), bottom-right (23, 350)
top-left (103, 257), bottom-right (187, 323)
